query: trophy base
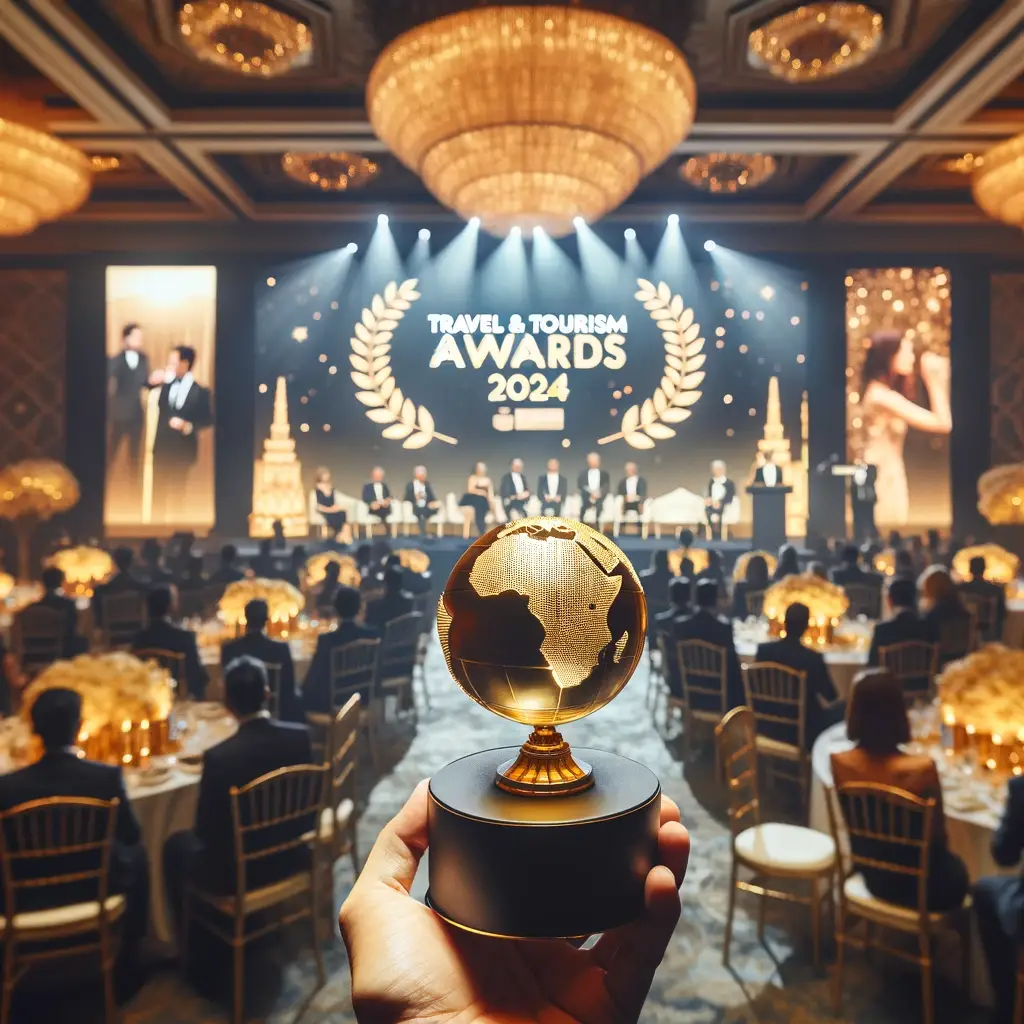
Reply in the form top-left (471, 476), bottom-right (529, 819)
top-left (427, 746), bottom-right (660, 939)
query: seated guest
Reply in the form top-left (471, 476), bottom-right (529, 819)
top-left (163, 657), bottom-right (313, 918)
top-left (538, 458), bottom-right (567, 516)
top-left (892, 548), bottom-right (916, 581)
top-left (177, 553), bottom-right (207, 592)
top-left (677, 527), bottom-right (695, 557)
top-left (673, 579), bottom-right (742, 709)
top-left (958, 554), bottom-right (1006, 638)
top-left (773, 543), bottom-right (800, 582)
top-left (362, 465), bottom-right (393, 525)
top-left (696, 549), bottom-right (725, 588)
top-left (617, 461), bottom-right (647, 517)
top-left (832, 669), bottom-right (969, 912)
top-left (315, 561), bottom-right (342, 613)
top-left (868, 577), bottom-right (933, 666)
top-left (577, 451), bottom-right (610, 521)
top-left (829, 544), bottom-right (882, 587)
top-left (140, 539), bottom-right (173, 586)
top-left (354, 543), bottom-right (373, 579)
top-left (0, 688), bottom-right (148, 949)
top-left (908, 535), bottom-right (928, 576)
top-left (283, 545), bottom-right (307, 590)
top-left (499, 458), bottom-right (531, 521)
top-left (249, 538), bottom-right (278, 579)
top-left (399, 557), bottom-right (432, 596)
top-left (92, 547), bottom-right (146, 627)
top-left (639, 550), bottom-right (674, 605)
top-left (926, 528), bottom-right (944, 566)
top-left (24, 566), bottom-right (86, 656)
top-left (404, 465), bottom-right (440, 536)
top-left (733, 554), bottom-right (770, 619)
top-left (653, 577), bottom-right (692, 698)
top-left (919, 565), bottom-right (972, 662)
top-left (221, 599), bottom-right (300, 722)
top-left (807, 560), bottom-right (829, 580)
top-left (886, 529), bottom-right (903, 551)
top-left (132, 586), bottom-right (208, 700)
top-left (754, 602), bottom-right (845, 747)
top-left (303, 587), bottom-right (379, 713)
top-left (975, 774), bottom-right (1024, 1023)
top-left (365, 566), bottom-right (414, 631)
top-left (209, 544), bottom-right (245, 585)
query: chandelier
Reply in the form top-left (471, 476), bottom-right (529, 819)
top-left (972, 133), bottom-right (1024, 228)
top-left (748, 3), bottom-right (884, 82)
top-left (680, 153), bottom-right (777, 193)
top-left (281, 151), bottom-right (378, 191)
top-left (366, 7), bottom-right (696, 237)
top-left (941, 152), bottom-right (984, 175)
top-left (89, 155), bottom-right (120, 173)
top-left (0, 120), bottom-right (92, 236)
top-left (178, 1), bottom-right (312, 77)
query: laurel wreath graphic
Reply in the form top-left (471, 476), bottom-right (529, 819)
top-left (597, 278), bottom-right (706, 449)
top-left (350, 278), bottom-right (457, 449)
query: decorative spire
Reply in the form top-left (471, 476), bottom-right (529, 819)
top-left (764, 376), bottom-right (785, 442)
top-left (271, 376), bottom-right (292, 442)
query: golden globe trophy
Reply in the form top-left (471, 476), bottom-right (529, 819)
top-left (429, 517), bottom-right (659, 938)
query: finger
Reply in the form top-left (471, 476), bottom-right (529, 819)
top-left (356, 778), bottom-right (430, 895)
top-left (659, 794), bottom-right (681, 826)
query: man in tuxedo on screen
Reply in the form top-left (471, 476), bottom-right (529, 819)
top-left (753, 449), bottom-right (780, 487)
top-left (152, 346), bottom-right (213, 524)
top-left (362, 466), bottom-right (393, 527)
top-left (851, 457), bottom-right (878, 543)
top-left (108, 323), bottom-right (150, 490)
top-left (617, 461), bottom-right (647, 515)
top-left (578, 452), bottom-right (610, 522)
top-left (499, 458), bottom-right (531, 521)
top-left (404, 465), bottom-right (439, 536)
top-left (705, 459), bottom-right (735, 541)
top-left (538, 458), bottom-right (568, 516)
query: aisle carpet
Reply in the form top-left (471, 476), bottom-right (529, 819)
top-left (33, 639), bottom-right (985, 1023)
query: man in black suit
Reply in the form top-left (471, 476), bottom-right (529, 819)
top-left (404, 465), bottom-right (440, 536)
top-left (23, 566), bottom-right (86, 657)
top-left (653, 576), bottom-right (692, 698)
top-left (108, 322), bottom-right (150, 493)
top-left (673, 580), bottom-right (743, 709)
top-left (362, 466), bottom-right (393, 527)
top-left (140, 539), bottom-right (174, 587)
top-left (131, 586), bottom-right (208, 700)
top-left (753, 449), bottom-right (782, 488)
top-left (617, 461), bottom-right (648, 524)
top-left (302, 587), bottom-right (380, 714)
top-left (754, 602), bottom-right (845, 748)
top-left (705, 460), bottom-right (736, 542)
top-left (850, 459), bottom-right (878, 543)
top-left (829, 543), bottom-right (883, 588)
top-left (958, 554), bottom-right (1007, 640)
top-left (163, 657), bottom-right (314, 925)
top-left (538, 458), bottom-right (568, 516)
top-left (0, 689), bottom-right (148, 949)
top-left (578, 451), bottom-right (610, 522)
top-left (499, 458), bottom-right (531, 521)
top-left (365, 565), bottom-right (414, 631)
top-left (92, 546), bottom-right (146, 628)
top-left (209, 543), bottom-right (245, 585)
top-left (867, 577), bottom-right (934, 666)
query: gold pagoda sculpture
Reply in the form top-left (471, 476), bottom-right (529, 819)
top-left (250, 376), bottom-right (308, 537)
top-left (754, 376), bottom-right (809, 538)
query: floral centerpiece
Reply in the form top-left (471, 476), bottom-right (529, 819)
top-left (303, 552), bottom-right (361, 590)
top-left (219, 577), bottom-right (304, 636)
top-left (668, 547), bottom-right (709, 577)
top-left (46, 545), bottom-right (114, 597)
top-left (951, 543), bottom-right (1020, 585)
top-left (977, 464), bottom-right (1024, 525)
top-left (872, 548), bottom-right (897, 577)
top-left (733, 549), bottom-right (777, 581)
top-left (393, 548), bottom-right (430, 573)
top-left (763, 572), bottom-right (849, 645)
top-left (937, 644), bottom-right (1024, 773)
top-left (0, 459), bottom-right (79, 580)
top-left (21, 652), bottom-right (175, 765)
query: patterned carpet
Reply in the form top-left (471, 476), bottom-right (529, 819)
top-left (17, 639), bottom-right (986, 1024)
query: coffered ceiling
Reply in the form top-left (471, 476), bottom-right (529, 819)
top-left (0, 0), bottom-right (1022, 235)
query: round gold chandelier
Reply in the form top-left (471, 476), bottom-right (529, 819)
top-left (178, 1), bottom-right (312, 78)
top-left (748, 3), bottom-right (884, 82)
top-left (972, 133), bottom-right (1024, 228)
top-left (281, 151), bottom-right (379, 191)
top-left (366, 7), bottom-right (697, 237)
top-left (0, 120), bottom-right (92, 236)
top-left (680, 153), bottom-right (778, 193)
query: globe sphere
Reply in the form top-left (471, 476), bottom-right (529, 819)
top-left (437, 517), bottom-right (647, 727)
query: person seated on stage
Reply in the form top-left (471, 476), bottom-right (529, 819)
top-left (208, 543), bottom-right (245, 585)
top-left (672, 580), bottom-right (743, 709)
top-left (140, 538), bottom-right (173, 587)
top-left (538, 458), bottom-right (567, 516)
top-left (638, 550), bottom-right (674, 605)
top-left (832, 669), bottom-right (969, 912)
top-left (459, 462), bottom-right (494, 536)
top-left (867, 577), bottom-right (933, 667)
top-left (0, 688), bottom-right (149, 954)
top-left (772, 543), bottom-right (801, 583)
top-left (163, 657), bottom-right (314, 925)
top-left (303, 587), bottom-right (380, 714)
top-left (919, 565), bottom-right (972, 662)
top-left (752, 449), bottom-right (781, 487)
top-left (829, 543), bottom-right (882, 587)
top-left (733, 554), bottom-right (770, 619)
top-left (23, 566), bottom-right (86, 657)
top-left (577, 452), bottom-right (610, 522)
top-left (132, 586), bottom-right (208, 700)
top-left (653, 577), bottom-right (692, 698)
top-left (92, 546), bottom-right (146, 627)
top-left (221, 599), bottom-right (300, 723)
top-left (362, 466), bottom-right (393, 526)
top-left (958, 554), bottom-right (1007, 638)
top-left (975, 774), bottom-right (1024, 1023)
top-left (754, 602), bottom-right (845, 748)
top-left (704, 460), bottom-right (735, 541)
top-left (365, 566), bottom-right (414, 632)
top-left (617, 462), bottom-right (647, 522)
top-left (313, 466), bottom-right (350, 543)
top-left (404, 465), bottom-right (440, 536)
top-left (249, 538), bottom-right (278, 579)
top-left (499, 458), bottom-right (531, 521)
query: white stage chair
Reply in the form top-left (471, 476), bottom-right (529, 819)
top-left (612, 495), bottom-right (653, 538)
top-left (308, 490), bottom-right (356, 540)
top-left (400, 499), bottom-right (445, 537)
top-left (706, 495), bottom-right (741, 541)
top-left (355, 498), bottom-right (400, 538)
top-left (446, 492), bottom-right (502, 539)
top-left (646, 486), bottom-right (706, 539)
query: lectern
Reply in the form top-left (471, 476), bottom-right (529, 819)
top-left (747, 485), bottom-right (792, 551)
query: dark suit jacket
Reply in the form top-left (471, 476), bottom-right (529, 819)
top-left (108, 350), bottom-right (150, 426)
top-left (868, 609), bottom-right (936, 667)
top-left (153, 379), bottom-right (213, 466)
top-left (364, 591), bottom-right (414, 631)
top-left (221, 632), bottom-right (301, 723)
top-left (302, 620), bottom-right (380, 714)
top-left (754, 637), bottom-right (839, 748)
top-left (991, 775), bottom-right (1024, 940)
top-left (851, 465), bottom-right (878, 505)
top-left (638, 567), bottom-right (674, 605)
top-left (924, 600), bottom-right (973, 661)
top-left (673, 609), bottom-right (743, 710)
top-left (958, 577), bottom-right (1007, 636)
top-left (752, 465), bottom-right (783, 487)
top-left (617, 476), bottom-right (648, 501)
top-left (404, 480), bottom-right (437, 507)
top-left (249, 553), bottom-right (280, 579)
top-left (499, 472), bottom-right (530, 501)
top-left (537, 474), bottom-right (568, 503)
top-left (829, 563), bottom-right (883, 588)
top-left (402, 569), bottom-right (432, 595)
top-left (132, 618), bottom-right (208, 699)
top-left (193, 716), bottom-right (314, 893)
top-left (577, 469), bottom-right (611, 499)
top-left (706, 477), bottom-right (737, 507)
top-left (209, 564), bottom-right (246, 585)
top-left (92, 571), bottom-right (147, 627)
top-left (362, 482), bottom-right (392, 506)
top-left (23, 590), bottom-right (82, 656)
top-left (0, 751), bottom-right (141, 909)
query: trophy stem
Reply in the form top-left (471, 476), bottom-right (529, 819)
top-left (495, 725), bottom-right (594, 796)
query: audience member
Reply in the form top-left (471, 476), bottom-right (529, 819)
top-left (132, 587), bottom-right (208, 699)
top-left (773, 544), bottom-right (800, 582)
top-left (733, 554), bottom-right (769, 619)
top-left (92, 547), bottom-right (145, 626)
top-left (673, 580), bottom-right (742, 709)
top-left (919, 565), bottom-right (971, 661)
top-left (908, 535), bottom-right (927, 576)
top-left (885, 530), bottom-right (903, 551)
top-left (316, 561), bottom-right (342, 613)
top-left (807, 561), bottom-right (828, 580)
top-left (653, 577), bottom-right (692, 698)
top-left (177, 553), bottom-right (207, 592)
top-left (831, 670), bottom-right (968, 911)
top-left (639, 550), bottom-right (674, 604)
top-left (892, 548), bottom-right (916, 581)
top-left (140, 539), bottom-right (173, 586)
top-left (829, 544), bottom-right (881, 587)
top-left (365, 565), bottom-right (414, 630)
top-left (250, 538), bottom-right (278, 579)
top-left (696, 549), bottom-right (724, 588)
top-left (867, 577), bottom-right (933, 666)
top-left (926, 528), bottom-right (944, 566)
top-left (209, 543), bottom-right (245, 585)
top-left (958, 554), bottom-right (1006, 638)
top-left (677, 527), bottom-right (695, 553)
top-left (24, 566), bottom-right (86, 656)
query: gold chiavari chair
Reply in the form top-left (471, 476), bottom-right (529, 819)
top-left (0, 797), bottom-right (122, 1024)
top-left (938, 613), bottom-right (976, 665)
top-left (309, 694), bottom-right (361, 877)
top-left (12, 606), bottom-right (67, 682)
top-left (656, 633), bottom-right (685, 723)
top-left (744, 589), bottom-right (766, 620)
top-left (377, 612), bottom-right (422, 718)
top-left (878, 640), bottom-right (940, 705)
top-left (134, 647), bottom-right (188, 700)
top-left (411, 594), bottom-right (434, 708)
top-left (826, 781), bottom-right (972, 1024)
top-left (99, 591), bottom-right (147, 650)
top-left (960, 592), bottom-right (1001, 644)
top-left (741, 662), bottom-right (810, 810)
top-left (324, 638), bottom-right (381, 769)
top-left (715, 708), bottom-right (836, 969)
top-left (844, 582), bottom-right (883, 620)
top-left (677, 639), bottom-right (730, 763)
top-left (182, 764), bottom-right (330, 1024)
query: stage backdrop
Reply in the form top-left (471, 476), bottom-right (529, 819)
top-left (104, 266), bottom-right (217, 534)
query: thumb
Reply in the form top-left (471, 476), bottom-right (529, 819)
top-left (354, 778), bottom-right (430, 896)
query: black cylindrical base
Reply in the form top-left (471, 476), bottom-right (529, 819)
top-left (427, 746), bottom-right (660, 938)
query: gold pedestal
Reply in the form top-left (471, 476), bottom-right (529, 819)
top-left (495, 726), bottom-right (593, 795)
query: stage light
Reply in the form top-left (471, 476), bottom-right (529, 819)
top-left (667, 213), bottom-right (679, 226)
top-left (704, 239), bottom-right (716, 252)
top-left (469, 216), bottom-right (481, 228)
top-left (345, 242), bottom-right (358, 253)
top-left (573, 216), bottom-right (585, 229)
top-left (419, 228), bottom-right (431, 240)
top-left (510, 225), bottom-right (521, 238)
top-left (532, 225), bottom-right (543, 237)
top-left (378, 213), bottom-right (389, 225)
top-left (624, 228), bottom-right (636, 240)
top-left (266, 277), bottom-right (276, 287)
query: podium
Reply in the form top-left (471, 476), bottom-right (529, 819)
top-left (747, 485), bottom-right (792, 551)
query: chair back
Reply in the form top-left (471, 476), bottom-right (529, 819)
top-left (101, 591), bottom-right (147, 648)
top-left (411, 593), bottom-right (434, 635)
top-left (715, 707), bottom-right (760, 833)
top-left (677, 639), bottom-right (729, 717)
top-left (378, 612), bottom-right (422, 682)
top-left (329, 695), bottom-right (361, 817)
top-left (960, 592), bottom-right (1000, 643)
top-left (741, 661), bottom-right (808, 752)
top-left (938, 612), bottom-right (975, 663)
top-left (878, 640), bottom-right (939, 704)
top-left (134, 647), bottom-right (188, 699)
top-left (844, 583), bottom-right (882, 620)
top-left (229, 764), bottom-right (329, 894)
top-left (744, 589), bottom-right (766, 619)
top-left (827, 781), bottom-right (935, 919)
top-left (13, 606), bottom-right (67, 677)
top-left (0, 797), bottom-right (118, 925)
top-left (329, 638), bottom-right (381, 713)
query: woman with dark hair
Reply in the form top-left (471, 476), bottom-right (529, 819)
top-left (857, 329), bottom-right (951, 527)
top-left (773, 543), bottom-right (800, 582)
top-left (697, 549), bottom-right (724, 587)
top-left (733, 554), bottom-right (769, 619)
top-left (831, 669), bottom-right (969, 911)
top-left (919, 565), bottom-right (972, 662)
top-left (893, 548), bottom-right (916, 582)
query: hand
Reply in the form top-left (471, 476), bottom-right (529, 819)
top-left (920, 350), bottom-right (949, 385)
top-left (148, 369), bottom-right (167, 387)
top-left (340, 781), bottom-right (690, 1024)
top-left (168, 416), bottom-right (184, 431)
